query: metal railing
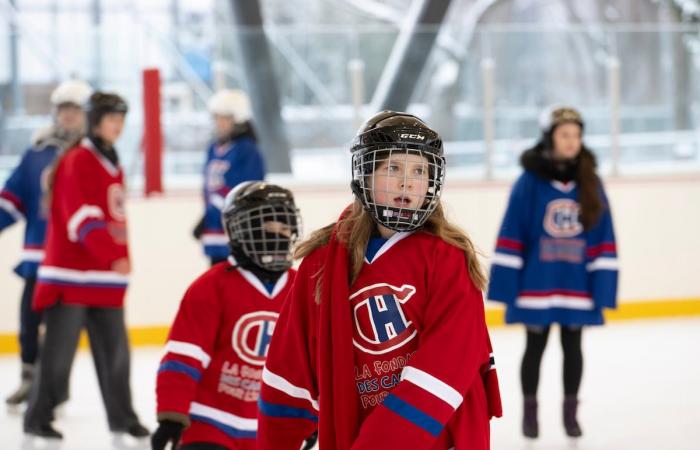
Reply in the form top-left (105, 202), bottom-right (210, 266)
top-left (1, 23), bottom-right (698, 186)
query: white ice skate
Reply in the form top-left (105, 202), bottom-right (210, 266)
top-left (21, 431), bottom-right (62, 450)
top-left (111, 432), bottom-right (149, 450)
top-left (6, 363), bottom-right (34, 414)
top-left (111, 424), bottom-right (150, 450)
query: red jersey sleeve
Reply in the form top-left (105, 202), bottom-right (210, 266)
top-left (257, 255), bottom-right (319, 449)
top-left (156, 275), bottom-right (222, 422)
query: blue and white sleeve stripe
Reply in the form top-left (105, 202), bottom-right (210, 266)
top-left (158, 360), bottom-right (202, 382)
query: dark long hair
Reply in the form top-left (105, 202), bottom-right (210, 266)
top-left (219, 121), bottom-right (257, 144)
top-left (520, 136), bottom-right (603, 230)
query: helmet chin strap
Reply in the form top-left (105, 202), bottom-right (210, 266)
top-left (375, 205), bottom-right (423, 231)
top-left (229, 244), bottom-right (286, 285)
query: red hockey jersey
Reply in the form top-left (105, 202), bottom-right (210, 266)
top-left (156, 257), bottom-right (295, 449)
top-left (34, 138), bottom-right (129, 310)
top-left (258, 231), bottom-right (502, 450)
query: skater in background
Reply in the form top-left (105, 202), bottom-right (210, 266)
top-left (258, 111), bottom-right (501, 450)
top-left (193, 89), bottom-right (266, 265)
top-left (487, 106), bottom-right (618, 439)
top-left (0, 79), bottom-right (92, 408)
top-left (151, 181), bottom-right (316, 450)
top-left (23, 92), bottom-right (149, 445)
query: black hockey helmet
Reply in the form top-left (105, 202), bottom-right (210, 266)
top-left (222, 181), bottom-right (301, 272)
top-left (86, 91), bottom-right (128, 131)
top-left (350, 110), bottom-right (445, 232)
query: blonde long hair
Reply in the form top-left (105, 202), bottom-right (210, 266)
top-left (295, 200), bottom-right (486, 302)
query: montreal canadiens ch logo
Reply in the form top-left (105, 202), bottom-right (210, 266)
top-left (350, 283), bottom-right (417, 355)
top-left (206, 160), bottom-right (230, 191)
top-left (231, 311), bottom-right (278, 366)
top-left (544, 199), bottom-right (583, 238)
top-left (107, 184), bottom-right (126, 221)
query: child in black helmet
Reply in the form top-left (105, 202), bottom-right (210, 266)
top-left (152, 181), bottom-right (315, 450)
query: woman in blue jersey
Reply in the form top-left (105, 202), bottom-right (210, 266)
top-left (0, 80), bottom-right (92, 407)
top-left (193, 90), bottom-right (266, 265)
top-left (487, 106), bottom-right (618, 439)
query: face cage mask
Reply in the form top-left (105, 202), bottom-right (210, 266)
top-left (351, 146), bottom-right (445, 232)
top-left (225, 203), bottom-right (302, 272)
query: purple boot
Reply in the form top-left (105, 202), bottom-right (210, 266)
top-left (563, 396), bottom-right (583, 437)
top-left (522, 395), bottom-right (538, 438)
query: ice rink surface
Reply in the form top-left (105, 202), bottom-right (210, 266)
top-left (1, 317), bottom-right (699, 450)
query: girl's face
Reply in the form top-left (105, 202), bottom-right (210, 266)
top-left (369, 152), bottom-right (430, 210)
top-left (214, 114), bottom-right (236, 139)
top-left (263, 220), bottom-right (293, 238)
top-left (551, 123), bottom-right (582, 160)
top-left (55, 104), bottom-right (85, 133)
top-left (93, 112), bottom-right (125, 145)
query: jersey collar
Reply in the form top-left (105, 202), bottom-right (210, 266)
top-left (81, 137), bottom-right (120, 177)
top-left (551, 180), bottom-right (576, 193)
top-left (213, 140), bottom-right (235, 157)
top-left (227, 255), bottom-right (289, 299)
top-left (364, 231), bottom-right (413, 264)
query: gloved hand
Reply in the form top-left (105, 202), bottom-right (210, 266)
top-left (302, 430), bottom-right (318, 450)
top-left (192, 216), bottom-right (205, 240)
top-left (150, 420), bottom-right (184, 450)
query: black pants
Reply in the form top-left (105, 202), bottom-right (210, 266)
top-left (521, 325), bottom-right (583, 397)
top-left (19, 276), bottom-right (42, 364)
top-left (181, 444), bottom-right (228, 450)
top-left (24, 303), bottom-right (140, 431)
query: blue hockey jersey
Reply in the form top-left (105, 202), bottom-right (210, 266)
top-left (487, 171), bottom-right (618, 326)
top-left (0, 144), bottom-right (59, 278)
top-left (200, 136), bottom-right (265, 259)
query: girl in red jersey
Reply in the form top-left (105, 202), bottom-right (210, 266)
top-left (151, 181), bottom-right (316, 450)
top-left (258, 111), bottom-right (502, 450)
top-left (23, 92), bottom-right (149, 447)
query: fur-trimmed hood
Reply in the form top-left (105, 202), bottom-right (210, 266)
top-left (520, 141), bottom-right (597, 183)
top-left (31, 125), bottom-right (83, 152)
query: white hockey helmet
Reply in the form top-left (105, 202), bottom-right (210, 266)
top-left (207, 89), bottom-right (252, 124)
top-left (50, 80), bottom-right (93, 108)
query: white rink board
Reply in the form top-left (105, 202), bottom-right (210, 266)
top-left (0, 176), bottom-right (698, 333)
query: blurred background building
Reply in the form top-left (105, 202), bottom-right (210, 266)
top-left (1, 0), bottom-right (698, 188)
